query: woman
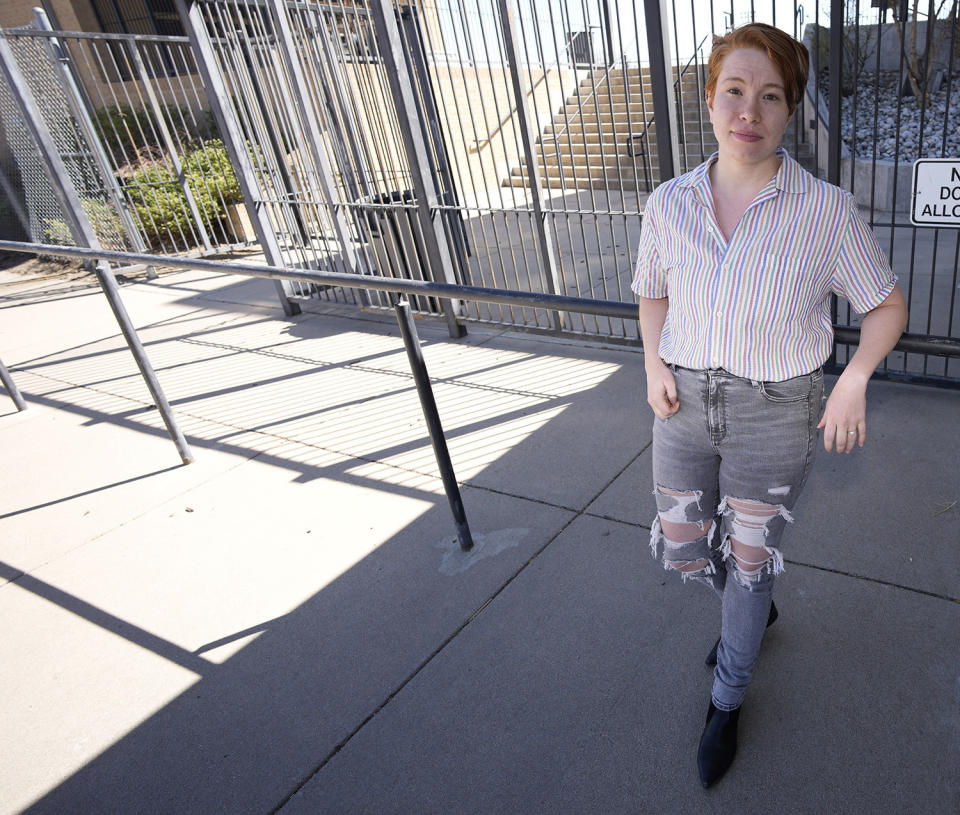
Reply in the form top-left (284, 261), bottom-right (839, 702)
top-left (632, 23), bottom-right (907, 789)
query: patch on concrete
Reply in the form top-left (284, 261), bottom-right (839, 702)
top-left (436, 527), bottom-right (529, 575)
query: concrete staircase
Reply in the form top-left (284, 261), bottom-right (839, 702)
top-left (504, 65), bottom-right (811, 192)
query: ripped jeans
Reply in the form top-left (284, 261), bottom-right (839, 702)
top-left (650, 365), bottom-right (823, 711)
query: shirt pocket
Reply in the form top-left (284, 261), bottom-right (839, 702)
top-left (757, 253), bottom-right (825, 310)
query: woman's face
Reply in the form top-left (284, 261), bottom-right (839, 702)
top-left (706, 47), bottom-right (793, 170)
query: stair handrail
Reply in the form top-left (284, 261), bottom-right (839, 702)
top-left (546, 61), bottom-right (615, 145)
top-left (626, 34), bottom-right (710, 160)
top-left (470, 32), bottom-right (580, 154)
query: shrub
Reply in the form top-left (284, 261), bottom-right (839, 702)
top-left (182, 139), bottom-right (242, 205)
top-left (123, 139), bottom-right (242, 250)
top-left (42, 197), bottom-right (126, 250)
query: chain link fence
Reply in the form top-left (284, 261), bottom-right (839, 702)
top-left (0, 25), bottom-right (129, 250)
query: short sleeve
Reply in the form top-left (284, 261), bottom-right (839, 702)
top-left (632, 191), bottom-right (668, 298)
top-left (831, 193), bottom-right (897, 314)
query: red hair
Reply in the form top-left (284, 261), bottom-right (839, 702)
top-left (705, 23), bottom-right (809, 114)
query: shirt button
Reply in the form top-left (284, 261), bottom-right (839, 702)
top-left (716, 310), bottom-right (723, 316)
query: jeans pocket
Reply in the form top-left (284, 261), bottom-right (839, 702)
top-left (757, 372), bottom-right (815, 403)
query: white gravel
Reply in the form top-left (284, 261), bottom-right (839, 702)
top-left (818, 70), bottom-right (960, 162)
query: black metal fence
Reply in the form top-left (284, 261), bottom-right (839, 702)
top-left (0, 0), bottom-right (958, 384)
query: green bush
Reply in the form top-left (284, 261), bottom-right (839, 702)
top-left (42, 197), bottom-right (126, 250)
top-left (182, 139), bottom-right (241, 205)
top-left (123, 139), bottom-right (241, 250)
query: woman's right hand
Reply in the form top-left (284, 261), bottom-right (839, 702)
top-left (646, 361), bottom-right (680, 420)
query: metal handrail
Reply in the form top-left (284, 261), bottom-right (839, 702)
top-left (471, 31), bottom-right (580, 153)
top-left (4, 238), bottom-right (958, 552)
top-left (626, 34), bottom-right (710, 161)
top-left (3, 240), bottom-right (958, 361)
top-left (546, 61), bottom-right (614, 145)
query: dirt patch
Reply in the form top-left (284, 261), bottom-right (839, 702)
top-left (0, 250), bottom-right (88, 282)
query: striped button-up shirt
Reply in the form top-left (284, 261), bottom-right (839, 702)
top-left (632, 149), bottom-right (897, 381)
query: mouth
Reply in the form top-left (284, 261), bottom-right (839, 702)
top-left (732, 131), bottom-right (762, 142)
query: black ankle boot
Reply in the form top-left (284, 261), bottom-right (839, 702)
top-left (705, 600), bottom-right (778, 667)
top-left (697, 700), bottom-right (740, 788)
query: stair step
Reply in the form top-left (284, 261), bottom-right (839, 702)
top-left (527, 156), bottom-right (654, 170)
top-left (502, 171), bottom-right (653, 191)
top-left (536, 138), bottom-right (717, 159)
top-left (560, 100), bottom-right (709, 115)
top-left (502, 63), bottom-right (812, 190)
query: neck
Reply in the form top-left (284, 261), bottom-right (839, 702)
top-left (711, 151), bottom-right (782, 196)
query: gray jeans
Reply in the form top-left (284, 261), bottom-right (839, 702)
top-left (650, 365), bottom-right (823, 710)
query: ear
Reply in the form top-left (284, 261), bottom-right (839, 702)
top-left (705, 89), bottom-right (713, 114)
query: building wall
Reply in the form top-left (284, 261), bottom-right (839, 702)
top-left (0, 0), bottom-right (91, 31)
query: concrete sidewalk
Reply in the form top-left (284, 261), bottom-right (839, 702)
top-left (0, 264), bottom-right (957, 814)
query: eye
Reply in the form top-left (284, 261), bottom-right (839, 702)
top-left (726, 87), bottom-right (742, 95)
top-left (764, 93), bottom-right (781, 102)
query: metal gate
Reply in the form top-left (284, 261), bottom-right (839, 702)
top-left (1, 0), bottom-right (957, 383)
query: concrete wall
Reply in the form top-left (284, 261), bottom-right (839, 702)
top-left (0, 0), bottom-right (104, 33)
top-left (804, 81), bottom-right (913, 214)
top-left (806, 18), bottom-right (959, 75)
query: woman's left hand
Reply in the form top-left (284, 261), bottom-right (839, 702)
top-left (817, 372), bottom-right (868, 453)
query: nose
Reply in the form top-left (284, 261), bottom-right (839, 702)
top-left (739, 96), bottom-right (760, 122)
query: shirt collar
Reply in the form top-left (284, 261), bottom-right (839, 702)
top-left (681, 147), bottom-right (808, 196)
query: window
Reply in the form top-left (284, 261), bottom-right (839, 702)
top-left (88, 0), bottom-right (185, 37)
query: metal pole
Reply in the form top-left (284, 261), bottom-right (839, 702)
top-left (266, 0), bottom-right (371, 309)
top-left (308, 3), bottom-right (368, 206)
top-left (394, 299), bottom-right (473, 551)
top-left (4, 239), bottom-right (959, 361)
top-left (643, 0), bottom-right (679, 181)
top-left (173, 0), bottom-right (301, 317)
top-left (826, 0), bottom-right (844, 371)
top-left (31, 8), bottom-right (157, 277)
top-left (398, 6), bottom-right (470, 288)
top-left (495, 0), bottom-right (565, 331)
top-left (0, 32), bottom-right (193, 464)
top-left (0, 356), bottom-right (27, 411)
top-left (123, 38), bottom-right (212, 252)
top-left (827, 0), bottom-right (843, 185)
top-left (368, 0), bottom-right (466, 339)
top-left (602, 0), bottom-right (616, 66)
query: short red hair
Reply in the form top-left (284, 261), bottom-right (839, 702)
top-left (705, 23), bottom-right (809, 114)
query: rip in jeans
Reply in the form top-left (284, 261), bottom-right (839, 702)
top-left (651, 485), bottom-right (716, 585)
top-left (651, 487), bottom-right (794, 591)
top-left (717, 496), bottom-right (793, 590)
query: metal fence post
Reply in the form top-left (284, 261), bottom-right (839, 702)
top-left (0, 356), bottom-right (27, 411)
top-left (0, 31), bottom-right (193, 464)
top-left (173, 0), bottom-right (301, 317)
top-left (827, 0), bottom-right (844, 186)
top-left (368, 0), bottom-right (466, 339)
top-left (394, 299), bottom-right (473, 551)
top-left (31, 8), bottom-right (157, 276)
top-left (826, 0), bottom-right (845, 370)
top-left (495, 0), bottom-right (565, 332)
top-left (266, 0), bottom-right (372, 306)
top-left (643, 0), bottom-right (679, 182)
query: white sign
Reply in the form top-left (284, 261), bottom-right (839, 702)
top-left (911, 159), bottom-right (960, 227)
